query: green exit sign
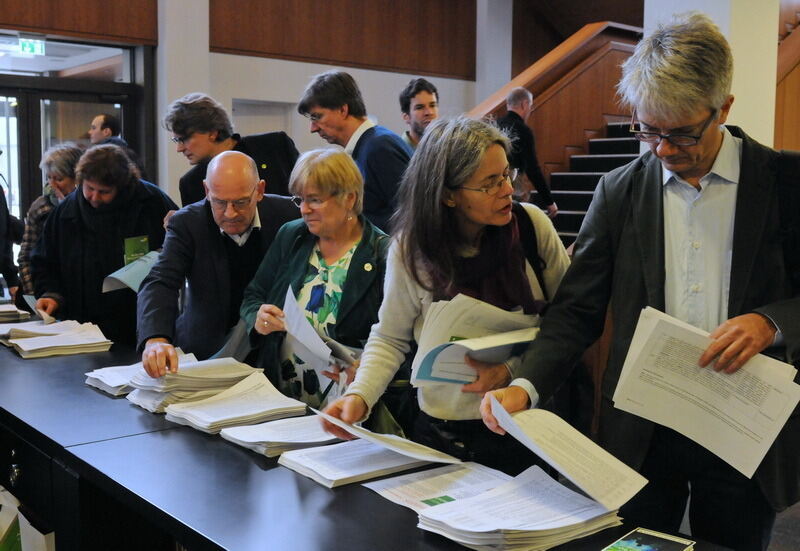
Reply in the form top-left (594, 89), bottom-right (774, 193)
top-left (19, 38), bottom-right (45, 56)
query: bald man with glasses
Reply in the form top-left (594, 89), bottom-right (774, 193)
top-left (137, 151), bottom-right (299, 376)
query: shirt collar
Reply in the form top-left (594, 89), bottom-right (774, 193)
top-left (344, 118), bottom-right (376, 154)
top-left (662, 126), bottom-right (741, 187)
top-left (221, 204), bottom-right (261, 246)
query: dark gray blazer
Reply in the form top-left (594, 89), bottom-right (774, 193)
top-left (136, 194), bottom-right (299, 359)
top-left (520, 126), bottom-right (800, 511)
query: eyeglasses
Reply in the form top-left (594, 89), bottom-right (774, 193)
top-left (456, 169), bottom-right (517, 196)
top-left (208, 189), bottom-right (256, 211)
top-left (629, 109), bottom-right (718, 146)
top-left (170, 133), bottom-right (193, 145)
top-left (304, 112), bottom-right (325, 123)
top-left (291, 194), bottom-right (336, 209)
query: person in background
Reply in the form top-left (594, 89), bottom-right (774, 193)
top-left (298, 71), bottom-right (411, 232)
top-left (0, 183), bottom-right (18, 302)
top-left (496, 87), bottom-right (558, 218)
top-left (240, 149), bottom-right (413, 432)
top-left (31, 144), bottom-right (177, 344)
top-left (17, 143), bottom-right (83, 297)
top-left (137, 151), bottom-right (299, 376)
top-left (164, 93), bottom-right (299, 205)
top-left (398, 77), bottom-right (439, 150)
top-left (88, 113), bottom-right (126, 147)
top-left (322, 117), bottom-right (570, 474)
top-left (482, 13), bottom-right (800, 551)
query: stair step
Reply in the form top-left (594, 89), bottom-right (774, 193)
top-left (570, 154), bottom-right (638, 172)
top-left (549, 172), bottom-right (603, 191)
top-left (605, 121), bottom-right (630, 138)
top-left (589, 137), bottom-right (639, 155)
top-left (552, 211), bottom-right (586, 234)
top-left (550, 190), bottom-right (594, 211)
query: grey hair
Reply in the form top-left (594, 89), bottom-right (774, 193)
top-left (289, 149), bottom-right (364, 215)
top-left (392, 116), bottom-right (510, 291)
top-left (39, 143), bottom-right (83, 179)
top-left (617, 12), bottom-right (732, 121)
top-left (506, 87), bottom-right (532, 108)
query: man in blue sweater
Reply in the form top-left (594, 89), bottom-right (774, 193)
top-left (298, 71), bottom-right (411, 232)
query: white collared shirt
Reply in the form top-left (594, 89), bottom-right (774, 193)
top-left (344, 118), bottom-right (376, 155)
top-left (221, 206), bottom-right (261, 247)
top-left (662, 126), bottom-right (741, 332)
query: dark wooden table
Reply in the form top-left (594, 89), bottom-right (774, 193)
top-left (0, 344), bottom-right (731, 551)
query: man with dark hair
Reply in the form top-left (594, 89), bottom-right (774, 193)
top-left (137, 151), bottom-right (299, 374)
top-left (164, 93), bottom-right (299, 206)
top-left (31, 144), bottom-right (177, 344)
top-left (398, 78), bottom-right (439, 149)
top-left (496, 87), bottom-right (557, 217)
top-left (88, 113), bottom-right (124, 145)
top-left (298, 70), bottom-right (411, 232)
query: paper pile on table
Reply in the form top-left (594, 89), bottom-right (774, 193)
top-left (126, 357), bottom-right (260, 412)
top-left (0, 304), bottom-right (30, 322)
top-left (8, 323), bottom-right (112, 358)
top-left (0, 319), bottom-right (80, 341)
top-left (417, 466), bottom-right (621, 551)
top-left (165, 372), bottom-right (306, 433)
top-left (220, 415), bottom-right (339, 457)
top-left (85, 351), bottom-right (197, 396)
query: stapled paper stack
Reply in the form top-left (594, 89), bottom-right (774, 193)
top-left (127, 357), bottom-right (262, 413)
top-left (165, 372), bottom-right (306, 433)
top-left (85, 351), bottom-right (197, 396)
top-left (220, 415), bottom-right (339, 457)
top-left (8, 323), bottom-right (112, 358)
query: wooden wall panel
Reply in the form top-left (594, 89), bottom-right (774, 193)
top-left (209, 0), bottom-right (476, 80)
top-left (775, 66), bottom-right (800, 151)
top-left (0, 0), bottom-right (156, 45)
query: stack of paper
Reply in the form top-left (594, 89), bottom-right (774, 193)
top-left (0, 304), bottom-right (30, 321)
top-left (411, 294), bottom-right (539, 385)
top-left (8, 323), bottom-right (112, 358)
top-left (613, 307), bottom-right (800, 478)
top-left (220, 415), bottom-right (339, 457)
top-left (126, 357), bottom-right (261, 413)
top-left (165, 372), bottom-right (307, 433)
top-left (84, 351), bottom-right (197, 396)
top-left (128, 357), bottom-right (259, 392)
top-left (417, 466), bottom-right (621, 551)
top-left (127, 388), bottom-right (220, 413)
top-left (278, 439), bottom-right (432, 488)
top-left (2, 319), bottom-right (81, 339)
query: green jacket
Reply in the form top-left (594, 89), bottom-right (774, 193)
top-left (240, 217), bottom-right (389, 386)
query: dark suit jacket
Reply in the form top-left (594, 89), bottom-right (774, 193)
top-left (497, 110), bottom-right (554, 207)
top-left (239, 217), bottom-right (389, 387)
top-left (520, 126), bottom-right (800, 511)
top-left (179, 132), bottom-right (299, 206)
top-left (352, 125), bottom-right (412, 232)
top-left (136, 195), bottom-right (300, 359)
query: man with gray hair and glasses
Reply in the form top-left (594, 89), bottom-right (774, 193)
top-left (481, 12), bottom-right (800, 551)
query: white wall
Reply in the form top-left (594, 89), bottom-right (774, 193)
top-left (644, 0), bottom-right (779, 146)
top-left (475, 0), bottom-right (513, 103)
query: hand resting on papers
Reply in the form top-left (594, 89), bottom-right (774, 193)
top-left (143, 337), bottom-right (179, 377)
top-left (479, 386), bottom-right (531, 435)
top-left (253, 304), bottom-right (286, 336)
top-left (699, 313), bottom-right (777, 374)
top-left (321, 394), bottom-right (368, 440)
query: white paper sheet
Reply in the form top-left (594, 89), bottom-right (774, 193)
top-left (613, 307), bottom-right (800, 478)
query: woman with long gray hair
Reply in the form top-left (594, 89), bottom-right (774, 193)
top-left (322, 116), bottom-right (570, 474)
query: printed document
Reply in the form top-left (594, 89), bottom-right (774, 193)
top-left (613, 307), bottom-right (800, 477)
top-left (490, 396), bottom-right (647, 511)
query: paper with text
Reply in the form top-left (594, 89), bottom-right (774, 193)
top-left (613, 307), bottom-right (800, 478)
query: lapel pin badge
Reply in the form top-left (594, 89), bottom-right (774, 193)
top-left (364, 263), bottom-right (373, 272)
top-left (261, 163), bottom-right (267, 169)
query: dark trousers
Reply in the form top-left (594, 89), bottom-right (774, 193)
top-left (413, 411), bottom-right (547, 476)
top-left (620, 426), bottom-right (775, 551)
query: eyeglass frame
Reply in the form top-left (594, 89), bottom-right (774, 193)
top-left (290, 193), bottom-right (338, 209)
top-left (629, 109), bottom-right (718, 147)
top-left (170, 132), bottom-right (195, 145)
top-left (208, 187), bottom-right (258, 212)
top-left (454, 168), bottom-right (517, 196)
